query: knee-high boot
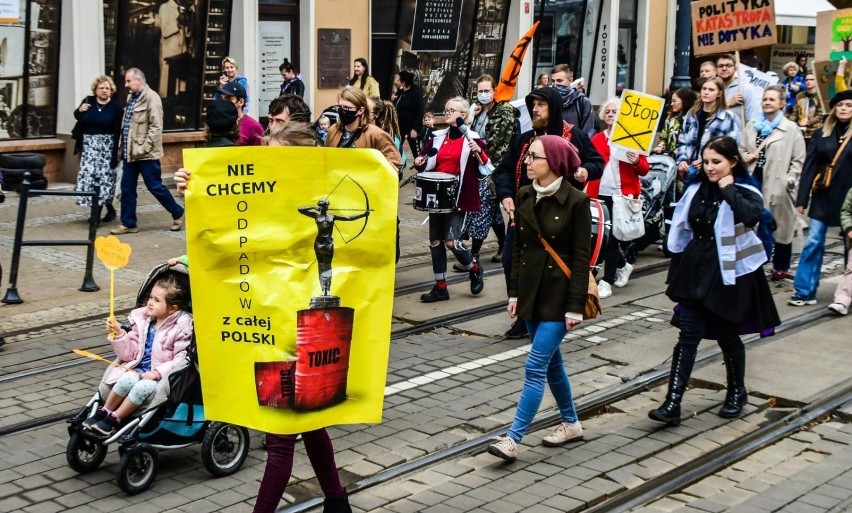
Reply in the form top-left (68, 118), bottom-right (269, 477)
top-left (648, 344), bottom-right (697, 426)
top-left (323, 490), bottom-right (352, 513)
top-left (718, 348), bottom-right (747, 418)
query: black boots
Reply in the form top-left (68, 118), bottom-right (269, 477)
top-left (420, 284), bottom-right (449, 302)
top-left (323, 491), bottom-right (352, 513)
top-left (102, 203), bottom-right (117, 223)
top-left (648, 344), bottom-right (697, 426)
top-left (718, 348), bottom-right (747, 418)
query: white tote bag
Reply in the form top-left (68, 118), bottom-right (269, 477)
top-left (611, 194), bottom-right (645, 241)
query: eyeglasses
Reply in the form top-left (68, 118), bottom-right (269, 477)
top-left (523, 152), bottom-right (547, 162)
top-left (717, 64), bottom-right (735, 69)
top-left (444, 108), bottom-right (465, 116)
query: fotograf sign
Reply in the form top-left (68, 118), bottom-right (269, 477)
top-left (692, 0), bottom-right (777, 57)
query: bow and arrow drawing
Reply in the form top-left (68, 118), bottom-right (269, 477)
top-left (297, 175), bottom-right (373, 298)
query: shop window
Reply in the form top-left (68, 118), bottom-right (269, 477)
top-left (616, 0), bottom-right (639, 94)
top-left (105, 0), bottom-right (233, 132)
top-left (0, 0), bottom-right (61, 140)
top-left (532, 0), bottom-right (588, 89)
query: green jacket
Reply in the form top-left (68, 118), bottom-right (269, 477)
top-left (841, 187), bottom-right (852, 237)
top-left (475, 101), bottom-right (518, 166)
top-left (509, 180), bottom-right (591, 320)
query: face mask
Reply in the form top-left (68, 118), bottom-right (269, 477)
top-left (477, 92), bottom-right (493, 105)
top-left (338, 109), bottom-right (359, 125)
top-left (552, 83), bottom-right (572, 102)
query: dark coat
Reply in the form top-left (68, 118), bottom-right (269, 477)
top-left (395, 85), bottom-right (425, 135)
top-left (510, 180), bottom-right (591, 320)
top-left (72, 95), bottom-right (123, 168)
top-left (796, 127), bottom-right (852, 227)
top-left (280, 78), bottom-right (305, 98)
top-left (493, 86), bottom-right (604, 202)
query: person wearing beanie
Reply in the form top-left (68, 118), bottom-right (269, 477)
top-left (789, 88), bottom-right (852, 306)
top-left (204, 99), bottom-right (239, 147)
top-left (492, 85), bottom-right (604, 340)
top-left (216, 81), bottom-right (263, 146)
top-left (487, 134), bottom-right (590, 463)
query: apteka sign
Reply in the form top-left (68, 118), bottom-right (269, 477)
top-left (692, 0), bottom-right (777, 56)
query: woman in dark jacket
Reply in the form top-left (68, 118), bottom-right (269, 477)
top-left (413, 97), bottom-right (488, 303)
top-left (789, 90), bottom-right (852, 306)
top-left (279, 59), bottom-right (305, 98)
top-left (487, 135), bottom-right (590, 463)
top-left (394, 70), bottom-right (425, 156)
top-left (649, 136), bottom-right (780, 427)
top-left (73, 75), bottom-right (122, 223)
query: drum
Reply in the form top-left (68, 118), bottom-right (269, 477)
top-left (590, 198), bottom-right (610, 269)
top-left (413, 172), bottom-right (458, 213)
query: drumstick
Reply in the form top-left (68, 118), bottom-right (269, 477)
top-left (402, 148), bottom-right (438, 188)
top-left (72, 349), bottom-right (139, 374)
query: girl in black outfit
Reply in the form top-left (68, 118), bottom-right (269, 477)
top-left (393, 70), bottom-right (425, 157)
top-left (649, 136), bottom-right (780, 426)
top-left (73, 75), bottom-right (123, 223)
top-left (279, 59), bottom-right (305, 98)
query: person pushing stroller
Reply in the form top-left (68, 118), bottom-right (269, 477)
top-left (84, 273), bottom-right (194, 435)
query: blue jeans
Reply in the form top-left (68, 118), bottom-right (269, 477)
top-left (120, 159), bottom-right (184, 228)
top-left (793, 218), bottom-right (827, 300)
top-left (507, 320), bottom-right (579, 442)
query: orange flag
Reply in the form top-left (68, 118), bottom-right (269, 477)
top-left (494, 22), bottom-right (540, 103)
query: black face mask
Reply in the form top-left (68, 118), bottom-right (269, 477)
top-left (339, 109), bottom-right (359, 125)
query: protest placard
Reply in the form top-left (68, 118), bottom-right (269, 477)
top-left (816, 9), bottom-right (852, 62)
top-left (739, 62), bottom-right (779, 89)
top-left (608, 90), bottom-right (666, 156)
top-left (692, 0), bottom-right (777, 56)
top-left (183, 146), bottom-right (398, 434)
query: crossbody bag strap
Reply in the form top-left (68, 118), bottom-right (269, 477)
top-left (829, 134), bottom-right (851, 170)
top-left (537, 234), bottom-right (572, 279)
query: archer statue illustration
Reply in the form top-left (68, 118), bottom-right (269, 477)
top-left (298, 183), bottom-right (370, 303)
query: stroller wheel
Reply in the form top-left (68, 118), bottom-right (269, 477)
top-left (202, 422), bottom-right (250, 477)
top-left (117, 445), bottom-right (158, 495)
top-left (66, 431), bottom-right (107, 473)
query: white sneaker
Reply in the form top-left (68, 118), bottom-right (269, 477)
top-left (828, 303), bottom-right (848, 316)
top-left (487, 436), bottom-right (517, 462)
top-left (598, 280), bottom-right (613, 299)
top-left (542, 421), bottom-right (584, 447)
top-left (614, 262), bottom-right (634, 288)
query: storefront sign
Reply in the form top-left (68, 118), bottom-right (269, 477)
top-left (317, 29), bottom-right (350, 89)
top-left (258, 21), bottom-right (291, 119)
top-left (815, 9), bottom-right (852, 62)
top-left (183, 146), bottom-right (398, 434)
top-left (692, 0), bottom-right (777, 56)
top-left (411, 0), bottom-right (463, 52)
top-left (0, 1), bottom-right (20, 23)
top-left (609, 90), bottom-right (665, 156)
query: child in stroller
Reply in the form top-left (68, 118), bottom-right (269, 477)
top-left (84, 272), bottom-right (193, 435)
top-left (67, 261), bottom-right (250, 495)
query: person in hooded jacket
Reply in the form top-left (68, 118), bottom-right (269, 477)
top-left (492, 86), bottom-right (604, 339)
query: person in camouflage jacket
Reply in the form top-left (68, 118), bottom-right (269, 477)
top-left (464, 74), bottom-right (519, 264)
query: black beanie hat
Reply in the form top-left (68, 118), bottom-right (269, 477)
top-left (829, 89), bottom-right (852, 110)
top-left (206, 100), bottom-right (238, 133)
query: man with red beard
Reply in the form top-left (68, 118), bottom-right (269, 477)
top-left (492, 87), bottom-right (604, 339)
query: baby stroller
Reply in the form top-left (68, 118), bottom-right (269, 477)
top-left (65, 262), bottom-right (250, 495)
top-left (623, 155), bottom-right (677, 262)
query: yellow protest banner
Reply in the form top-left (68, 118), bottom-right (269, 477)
top-left (182, 146), bottom-right (398, 435)
top-left (691, 0), bottom-right (777, 56)
top-left (608, 90), bottom-right (666, 155)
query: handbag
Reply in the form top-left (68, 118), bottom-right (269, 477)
top-left (537, 234), bottom-right (601, 320)
top-left (813, 135), bottom-right (850, 191)
top-left (611, 194), bottom-right (645, 241)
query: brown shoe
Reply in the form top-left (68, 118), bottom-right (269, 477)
top-left (110, 225), bottom-right (138, 235)
top-left (170, 217), bottom-right (184, 231)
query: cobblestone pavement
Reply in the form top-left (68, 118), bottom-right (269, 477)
top-left (1, 178), bottom-right (852, 512)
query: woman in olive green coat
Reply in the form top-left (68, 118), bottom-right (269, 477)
top-left (488, 135), bottom-right (591, 463)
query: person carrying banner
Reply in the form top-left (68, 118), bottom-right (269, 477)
top-left (173, 122), bottom-right (354, 513)
top-left (493, 87), bottom-right (604, 339)
top-left (413, 97), bottom-right (488, 302)
top-left (716, 54), bottom-right (762, 127)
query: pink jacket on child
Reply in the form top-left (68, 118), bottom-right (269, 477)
top-left (105, 306), bottom-right (194, 385)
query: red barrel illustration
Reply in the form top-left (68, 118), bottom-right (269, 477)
top-left (255, 360), bottom-right (296, 408)
top-left (294, 306), bottom-right (354, 411)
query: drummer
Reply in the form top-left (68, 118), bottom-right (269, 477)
top-left (413, 97), bottom-right (489, 302)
